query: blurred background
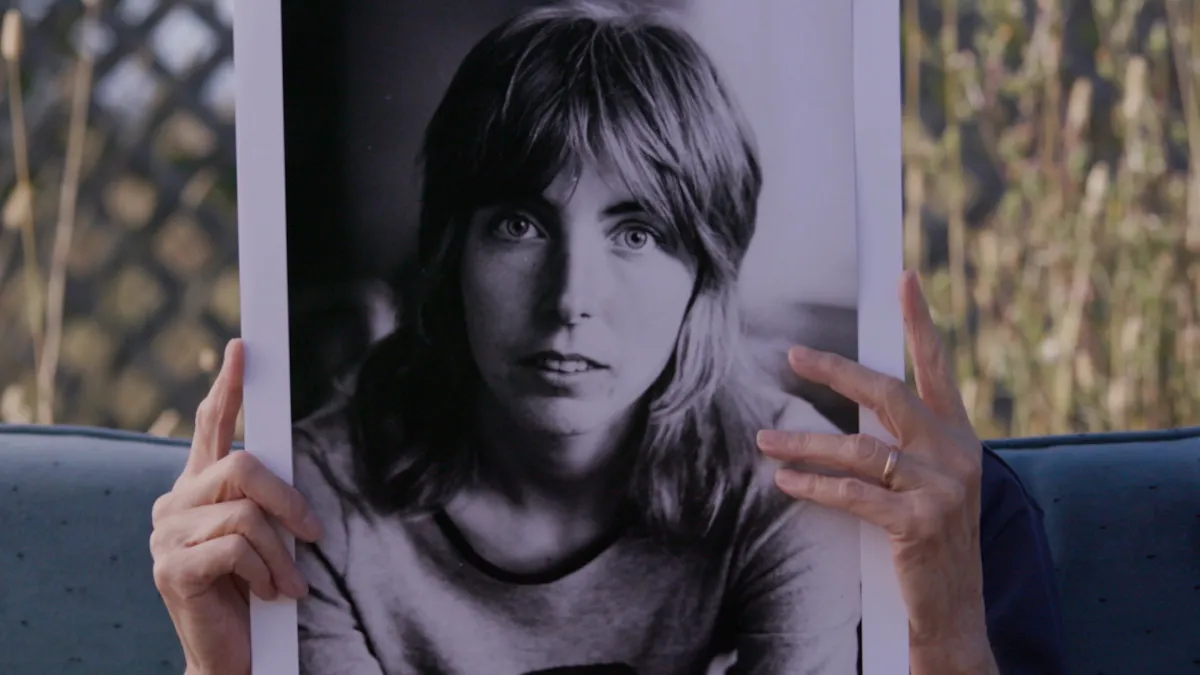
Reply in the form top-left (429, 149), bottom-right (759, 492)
top-left (0, 0), bottom-right (1197, 442)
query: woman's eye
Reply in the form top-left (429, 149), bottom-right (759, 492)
top-left (493, 215), bottom-right (540, 240)
top-left (616, 225), bottom-right (657, 250)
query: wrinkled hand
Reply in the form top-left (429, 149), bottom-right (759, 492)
top-left (756, 272), bottom-right (996, 674)
top-left (149, 339), bottom-right (323, 675)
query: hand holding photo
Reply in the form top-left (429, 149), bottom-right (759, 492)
top-left (758, 273), bottom-right (993, 664)
top-left (147, 339), bottom-right (322, 675)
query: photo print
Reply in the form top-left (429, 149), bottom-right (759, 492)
top-left (232, 0), bottom-right (906, 673)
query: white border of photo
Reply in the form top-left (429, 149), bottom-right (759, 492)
top-left (851, 0), bottom-right (909, 672)
top-left (231, 1), bottom-right (297, 672)
top-left (231, 0), bottom-right (907, 672)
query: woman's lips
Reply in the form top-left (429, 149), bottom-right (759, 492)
top-left (518, 351), bottom-right (609, 374)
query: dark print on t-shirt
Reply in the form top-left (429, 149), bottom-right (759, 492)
top-left (523, 665), bottom-right (638, 674)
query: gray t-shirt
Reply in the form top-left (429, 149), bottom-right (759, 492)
top-left (293, 395), bottom-right (860, 675)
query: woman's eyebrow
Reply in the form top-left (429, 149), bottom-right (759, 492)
top-left (503, 194), bottom-right (555, 215)
top-left (601, 200), bottom-right (647, 217)
top-left (529, 195), bottom-right (645, 217)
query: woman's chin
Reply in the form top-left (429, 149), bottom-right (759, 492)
top-left (505, 398), bottom-right (623, 437)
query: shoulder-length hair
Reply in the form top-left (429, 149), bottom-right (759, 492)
top-left (348, 0), bottom-right (774, 541)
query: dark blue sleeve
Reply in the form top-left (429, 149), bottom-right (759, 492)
top-left (978, 446), bottom-right (1069, 674)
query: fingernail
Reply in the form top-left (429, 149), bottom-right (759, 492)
top-left (302, 511), bottom-right (324, 540)
top-left (756, 430), bottom-right (787, 450)
top-left (787, 345), bottom-right (811, 365)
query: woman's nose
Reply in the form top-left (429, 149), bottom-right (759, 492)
top-left (542, 236), bottom-right (612, 325)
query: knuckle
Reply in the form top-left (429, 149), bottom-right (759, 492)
top-left (226, 534), bottom-right (256, 564)
top-left (229, 499), bottom-right (266, 534)
top-left (837, 477), bottom-right (864, 501)
top-left (882, 377), bottom-right (911, 405)
top-left (216, 532), bottom-right (241, 555)
top-left (150, 493), bottom-right (173, 525)
top-left (193, 397), bottom-right (216, 430)
top-left (810, 473), bottom-right (835, 496)
top-left (148, 527), bottom-right (168, 558)
top-left (849, 434), bottom-right (878, 464)
top-left (223, 448), bottom-right (259, 481)
top-left (152, 555), bottom-right (179, 596)
top-left (207, 532), bottom-right (243, 563)
top-left (786, 432), bottom-right (808, 454)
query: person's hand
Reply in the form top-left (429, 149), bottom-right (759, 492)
top-left (755, 271), bottom-right (999, 675)
top-left (149, 339), bottom-right (323, 675)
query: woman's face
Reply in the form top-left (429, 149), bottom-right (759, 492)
top-left (460, 162), bottom-right (696, 436)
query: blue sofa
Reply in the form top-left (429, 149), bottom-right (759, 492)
top-left (2, 423), bottom-right (1198, 674)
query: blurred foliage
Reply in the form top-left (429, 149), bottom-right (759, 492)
top-left (903, 0), bottom-right (1200, 438)
top-left (1, 0), bottom-right (1198, 440)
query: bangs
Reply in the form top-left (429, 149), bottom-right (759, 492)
top-left (420, 4), bottom-right (761, 278)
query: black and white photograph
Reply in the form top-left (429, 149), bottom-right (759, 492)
top-left (233, 0), bottom-right (905, 672)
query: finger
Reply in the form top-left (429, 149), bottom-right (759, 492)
top-left (154, 533), bottom-right (277, 602)
top-left (172, 451), bottom-right (323, 543)
top-left (786, 344), bottom-right (930, 440)
top-left (211, 339), bottom-right (245, 469)
top-left (153, 499), bottom-right (308, 599)
top-left (758, 431), bottom-right (920, 489)
top-left (774, 469), bottom-right (909, 537)
top-left (899, 271), bottom-right (969, 422)
top-left (185, 339), bottom-right (245, 477)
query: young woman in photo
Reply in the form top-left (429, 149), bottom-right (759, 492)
top-left (288, 3), bottom-right (858, 673)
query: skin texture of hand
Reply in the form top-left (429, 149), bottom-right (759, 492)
top-left (756, 271), bottom-right (1001, 675)
top-left (149, 339), bottom-right (323, 675)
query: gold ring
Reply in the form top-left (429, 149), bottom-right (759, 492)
top-left (881, 448), bottom-right (900, 489)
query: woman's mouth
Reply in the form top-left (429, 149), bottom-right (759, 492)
top-left (519, 351), bottom-right (608, 374)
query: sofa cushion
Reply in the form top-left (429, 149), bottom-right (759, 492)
top-left (0, 425), bottom-right (188, 674)
top-left (2, 422), bottom-right (1199, 674)
top-left (993, 427), bottom-right (1200, 675)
